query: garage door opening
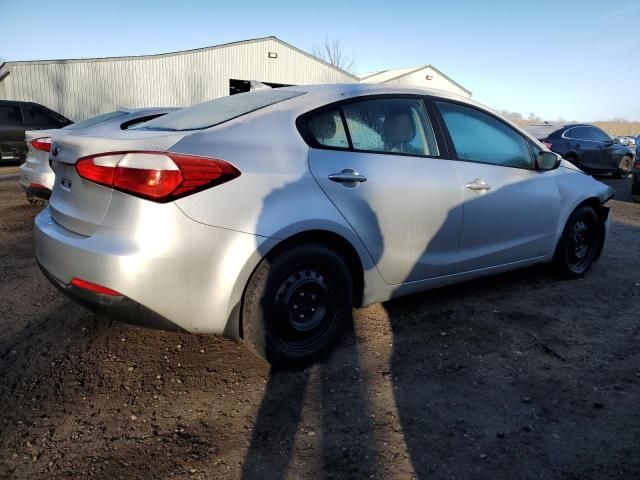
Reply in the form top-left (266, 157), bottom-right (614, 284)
top-left (229, 79), bottom-right (293, 95)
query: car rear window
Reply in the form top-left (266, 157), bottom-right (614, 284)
top-left (133, 89), bottom-right (305, 132)
top-left (63, 111), bottom-right (128, 130)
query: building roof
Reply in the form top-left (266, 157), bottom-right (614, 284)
top-left (357, 65), bottom-right (471, 96)
top-left (0, 36), bottom-right (360, 81)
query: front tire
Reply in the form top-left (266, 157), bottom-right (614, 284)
top-left (553, 205), bottom-right (602, 279)
top-left (614, 156), bottom-right (633, 179)
top-left (242, 243), bottom-right (353, 368)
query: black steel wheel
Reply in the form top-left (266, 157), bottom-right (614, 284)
top-left (242, 243), bottom-right (353, 368)
top-left (553, 205), bottom-right (602, 278)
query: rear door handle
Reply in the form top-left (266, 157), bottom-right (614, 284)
top-left (328, 169), bottom-right (367, 184)
top-left (465, 179), bottom-right (491, 192)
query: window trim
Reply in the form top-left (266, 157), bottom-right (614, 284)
top-left (296, 94), bottom-right (450, 160)
top-left (430, 97), bottom-right (537, 171)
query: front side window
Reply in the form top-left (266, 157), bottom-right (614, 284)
top-left (307, 109), bottom-right (349, 148)
top-left (342, 98), bottom-right (439, 156)
top-left (0, 105), bottom-right (23, 125)
top-left (437, 101), bottom-right (533, 169)
top-left (590, 127), bottom-right (611, 143)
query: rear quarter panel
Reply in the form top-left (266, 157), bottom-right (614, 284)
top-left (170, 109), bottom-right (380, 301)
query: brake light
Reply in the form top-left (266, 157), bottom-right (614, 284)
top-left (75, 151), bottom-right (240, 202)
top-left (31, 137), bottom-right (52, 152)
top-left (71, 278), bottom-right (122, 296)
top-left (634, 163), bottom-right (640, 170)
top-left (543, 142), bottom-right (553, 149)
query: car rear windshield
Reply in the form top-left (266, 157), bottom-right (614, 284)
top-left (63, 111), bottom-right (128, 130)
top-left (132, 90), bottom-right (305, 132)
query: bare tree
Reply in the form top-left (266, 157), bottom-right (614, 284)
top-left (312, 37), bottom-right (355, 73)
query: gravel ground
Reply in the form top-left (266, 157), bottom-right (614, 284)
top-left (0, 168), bottom-right (638, 479)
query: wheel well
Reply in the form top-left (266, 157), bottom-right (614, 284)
top-left (263, 230), bottom-right (365, 309)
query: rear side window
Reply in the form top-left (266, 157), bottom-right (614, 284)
top-left (437, 101), bottom-right (533, 169)
top-left (307, 109), bottom-right (349, 148)
top-left (134, 89), bottom-right (305, 131)
top-left (63, 111), bottom-right (127, 130)
top-left (564, 127), bottom-right (589, 141)
top-left (343, 98), bottom-right (439, 156)
top-left (0, 105), bottom-right (23, 125)
top-left (25, 106), bottom-right (59, 125)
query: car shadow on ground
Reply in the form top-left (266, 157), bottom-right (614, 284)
top-left (241, 172), bottom-right (640, 478)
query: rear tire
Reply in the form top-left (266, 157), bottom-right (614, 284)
top-left (632, 183), bottom-right (640, 203)
top-left (614, 156), bottom-right (632, 179)
top-left (242, 243), bottom-right (353, 369)
top-left (26, 195), bottom-right (47, 206)
top-left (553, 205), bottom-right (602, 279)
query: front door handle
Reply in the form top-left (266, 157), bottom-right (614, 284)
top-left (328, 169), bottom-right (367, 184)
top-left (465, 178), bottom-right (491, 192)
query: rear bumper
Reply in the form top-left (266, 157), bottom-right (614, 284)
top-left (34, 202), bottom-right (275, 335)
top-left (19, 161), bottom-right (54, 198)
top-left (38, 262), bottom-right (183, 331)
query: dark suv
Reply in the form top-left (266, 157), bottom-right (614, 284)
top-left (0, 100), bottom-right (71, 164)
top-left (633, 137), bottom-right (640, 203)
top-left (526, 123), bottom-right (634, 178)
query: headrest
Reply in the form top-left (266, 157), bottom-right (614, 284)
top-left (309, 112), bottom-right (337, 141)
top-left (383, 110), bottom-right (416, 145)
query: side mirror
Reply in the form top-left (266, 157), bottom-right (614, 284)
top-left (537, 151), bottom-right (561, 171)
top-left (612, 137), bottom-right (620, 144)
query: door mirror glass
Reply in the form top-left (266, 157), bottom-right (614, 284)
top-left (537, 151), bottom-right (561, 171)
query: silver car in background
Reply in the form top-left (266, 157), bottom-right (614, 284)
top-left (19, 107), bottom-right (177, 203)
top-left (34, 85), bottom-right (614, 367)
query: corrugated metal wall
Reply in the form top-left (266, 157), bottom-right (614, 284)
top-left (386, 67), bottom-right (471, 98)
top-left (0, 38), bottom-right (358, 121)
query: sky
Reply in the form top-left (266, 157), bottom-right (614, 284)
top-left (1, 0), bottom-right (639, 121)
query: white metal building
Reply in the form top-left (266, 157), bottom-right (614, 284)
top-left (0, 37), bottom-right (471, 121)
top-left (358, 65), bottom-right (472, 98)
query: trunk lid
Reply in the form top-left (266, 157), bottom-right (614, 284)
top-left (49, 130), bottom-right (189, 236)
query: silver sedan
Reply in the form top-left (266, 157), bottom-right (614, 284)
top-left (34, 84), bottom-right (614, 367)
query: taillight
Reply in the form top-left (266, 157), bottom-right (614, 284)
top-left (634, 163), bottom-right (640, 170)
top-left (75, 151), bottom-right (240, 202)
top-left (543, 142), bottom-right (553, 149)
top-left (31, 137), bottom-right (52, 152)
top-left (71, 278), bottom-right (122, 296)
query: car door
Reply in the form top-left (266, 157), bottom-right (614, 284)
top-left (589, 126), bottom-right (621, 171)
top-left (434, 100), bottom-right (561, 272)
top-left (563, 126), bottom-right (601, 171)
top-left (305, 96), bottom-right (464, 285)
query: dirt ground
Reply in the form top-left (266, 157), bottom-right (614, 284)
top-left (0, 167), bottom-right (638, 480)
